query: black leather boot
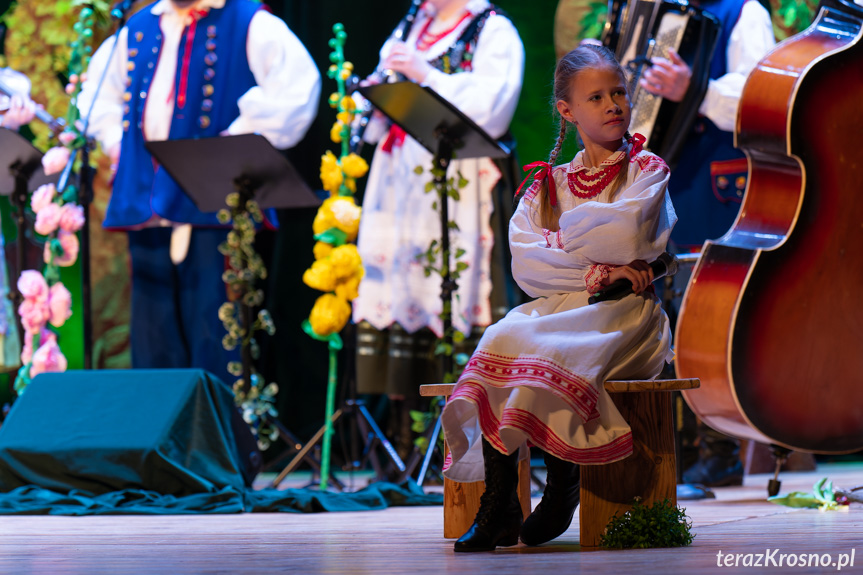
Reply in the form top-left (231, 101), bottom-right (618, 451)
top-left (520, 451), bottom-right (580, 546)
top-left (453, 438), bottom-right (522, 552)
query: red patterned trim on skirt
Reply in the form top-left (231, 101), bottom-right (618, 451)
top-left (456, 350), bottom-right (599, 421)
top-left (448, 384), bottom-right (632, 466)
top-left (504, 408), bottom-right (632, 464)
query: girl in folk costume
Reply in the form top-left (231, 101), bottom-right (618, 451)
top-left (352, 0), bottom-right (524, 402)
top-left (441, 44), bottom-right (677, 552)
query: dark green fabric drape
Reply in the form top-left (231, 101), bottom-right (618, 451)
top-left (0, 370), bottom-right (441, 514)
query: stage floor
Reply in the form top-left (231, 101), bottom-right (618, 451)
top-left (0, 463), bottom-right (860, 574)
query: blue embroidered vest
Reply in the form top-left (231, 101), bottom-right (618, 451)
top-left (107, 0), bottom-right (260, 229)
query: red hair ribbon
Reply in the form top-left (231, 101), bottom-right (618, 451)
top-left (514, 161), bottom-right (557, 206)
top-left (628, 133), bottom-right (646, 155)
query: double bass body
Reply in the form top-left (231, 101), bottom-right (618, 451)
top-left (675, 1), bottom-right (863, 453)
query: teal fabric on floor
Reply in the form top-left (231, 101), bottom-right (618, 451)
top-left (0, 481), bottom-right (442, 515)
top-left (0, 369), bottom-right (442, 515)
top-left (0, 370), bottom-right (258, 496)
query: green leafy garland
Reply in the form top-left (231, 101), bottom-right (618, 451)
top-left (414, 163), bottom-right (470, 384)
top-left (217, 194), bottom-right (279, 451)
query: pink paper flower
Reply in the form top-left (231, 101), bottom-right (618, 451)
top-left (58, 203), bottom-right (85, 233)
top-left (30, 183), bottom-right (57, 214)
top-left (41, 146), bottom-right (71, 176)
top-left (43, 230), bottom-right (80, 267)
top-left (58, 131), bottom-right (76, 146)
top-left (18, 298), bottom-right (50, 333)
top-left (30, 336), bottom-right (67, 378)
top-left (17, 270), bottom-right (49, 302)
top-left (21, 327), bottom-right (54, 365)
top-left (48, 282), bottom-right (73, 328)
top-left (34, 202), bottom-right (62, 236)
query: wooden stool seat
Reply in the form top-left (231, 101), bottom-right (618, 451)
top-left (420, 378), bottom-right (701, 548)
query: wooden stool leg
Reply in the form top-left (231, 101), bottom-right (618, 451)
top-left (443, 452), bottom-right (531, 539)
top-left (579, 391), bottom-right (676, 549)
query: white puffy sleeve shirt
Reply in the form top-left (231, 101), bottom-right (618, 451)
top-left (510, 151), bottom-right (677, 299)
top-left (363, 0), bottom-right (524, 143)
top-left (78, 0), bottom-right (320, 152)
top-left (699, 0), bottom-right (776, 131)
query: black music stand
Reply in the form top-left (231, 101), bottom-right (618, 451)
top-left (358, 81), bottom-right (509, 377)
top-left (145, 134), bottom-right (344, 488)
top-left (0, 129), bottom-right (59, 346)
top-left (358, 82), bottom-right (510, 484)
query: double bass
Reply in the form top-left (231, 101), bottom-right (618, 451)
top-left (675, 0), bottom-right (863, 454)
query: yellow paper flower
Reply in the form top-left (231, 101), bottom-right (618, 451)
top-left (313, 205), bottom-right (336, 236)
top-left (340, 96), bottom-right (356, 112)
top-left (309, 293), bottom-right (351, 336)
top-left (341, 153), bottom-right (369, 179)
top-left (329, 244), bottom-right (362, 280)
top-left (344, 178), bottom-right (356, 193)
top-left (329, 197), bottom-right (362, 241)
top-left (328, 92), bottom-right (340, 108)
top-left (336, 111), bottom-right (353, 125)
top-left (303, 259), bottom-right (337, 292)
top-left (330, 121), bottom-right (344, 143)
top-left (335, 268), bottom-right (364, 301)
top-left (313, 240), bottom-right (334, 261)
top-left (320, 151), bottom-right (344, 194)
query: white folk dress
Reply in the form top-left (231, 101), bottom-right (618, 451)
top-left (352, 0), bottom-right (524, 337)
top-left (441, 141), bottom-right (677, 482)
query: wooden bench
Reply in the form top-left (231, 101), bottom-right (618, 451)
top-left (420, 377), bottom-right (700, 550)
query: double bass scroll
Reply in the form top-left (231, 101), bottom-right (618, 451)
top-left (675, 2), bottom-right (863, 454)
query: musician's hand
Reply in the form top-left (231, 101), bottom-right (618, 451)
top-left (604, 260), bottom-right (654, 294)
top-left (359, 75), bottom-right (381, 88)
top-left (640, 49), bottom-right (691, 103)
top-left (1, 94), bottom-right (37, 130)
top-left (384, 41), bottom-right (432, 83)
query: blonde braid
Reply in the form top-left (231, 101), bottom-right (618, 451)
top-left (538, 117), bottom-right (568, 230)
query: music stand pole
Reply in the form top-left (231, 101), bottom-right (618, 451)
top-left (9, 161), bottom-right (30, 346)
top-left (1, 129), bottom-right (60, 352)
top-left (78, 145), bottom-right (94, 370)
top-left (434, 137), bottom-right (456, 379)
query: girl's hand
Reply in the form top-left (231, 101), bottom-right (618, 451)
top-left (383, 41), bottom-right (432, 83)
top-left (604, 260), bottom-right (654, 294)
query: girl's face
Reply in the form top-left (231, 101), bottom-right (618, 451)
top-left (556, 66), bottom-right (631, 152)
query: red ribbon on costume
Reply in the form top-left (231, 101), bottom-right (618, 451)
top-left (175, 8), bottom-right (209, 110)
top-left (628, 133), bottom-right (646, 155)
top-left (381, 125), bottom-right (407, 153)
top-left (514, 161), bottom-right (557, 206)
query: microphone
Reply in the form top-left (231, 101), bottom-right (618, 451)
top-left (587, 252), bottom-right (679, 305)
top-left (110, 0), bottom-right (136, 20)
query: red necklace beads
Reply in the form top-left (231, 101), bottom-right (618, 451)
top-left (416, 11), bottom-right (472, 51)
top-left (567, 162), bottom-right (623, 199)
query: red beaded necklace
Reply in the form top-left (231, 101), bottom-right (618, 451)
top-left (415, 10), bottom-right (472, 51)
top-left (567, 159), bottom-right (623, 199)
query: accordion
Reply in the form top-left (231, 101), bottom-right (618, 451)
top-left (602, 0), bottom-right (721, 168)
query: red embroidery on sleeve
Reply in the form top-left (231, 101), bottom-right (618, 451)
top-left (585, 264), bottom-right (614, 294)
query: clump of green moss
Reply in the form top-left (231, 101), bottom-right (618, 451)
top-left (600, 498), bottom-right (694, 549)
